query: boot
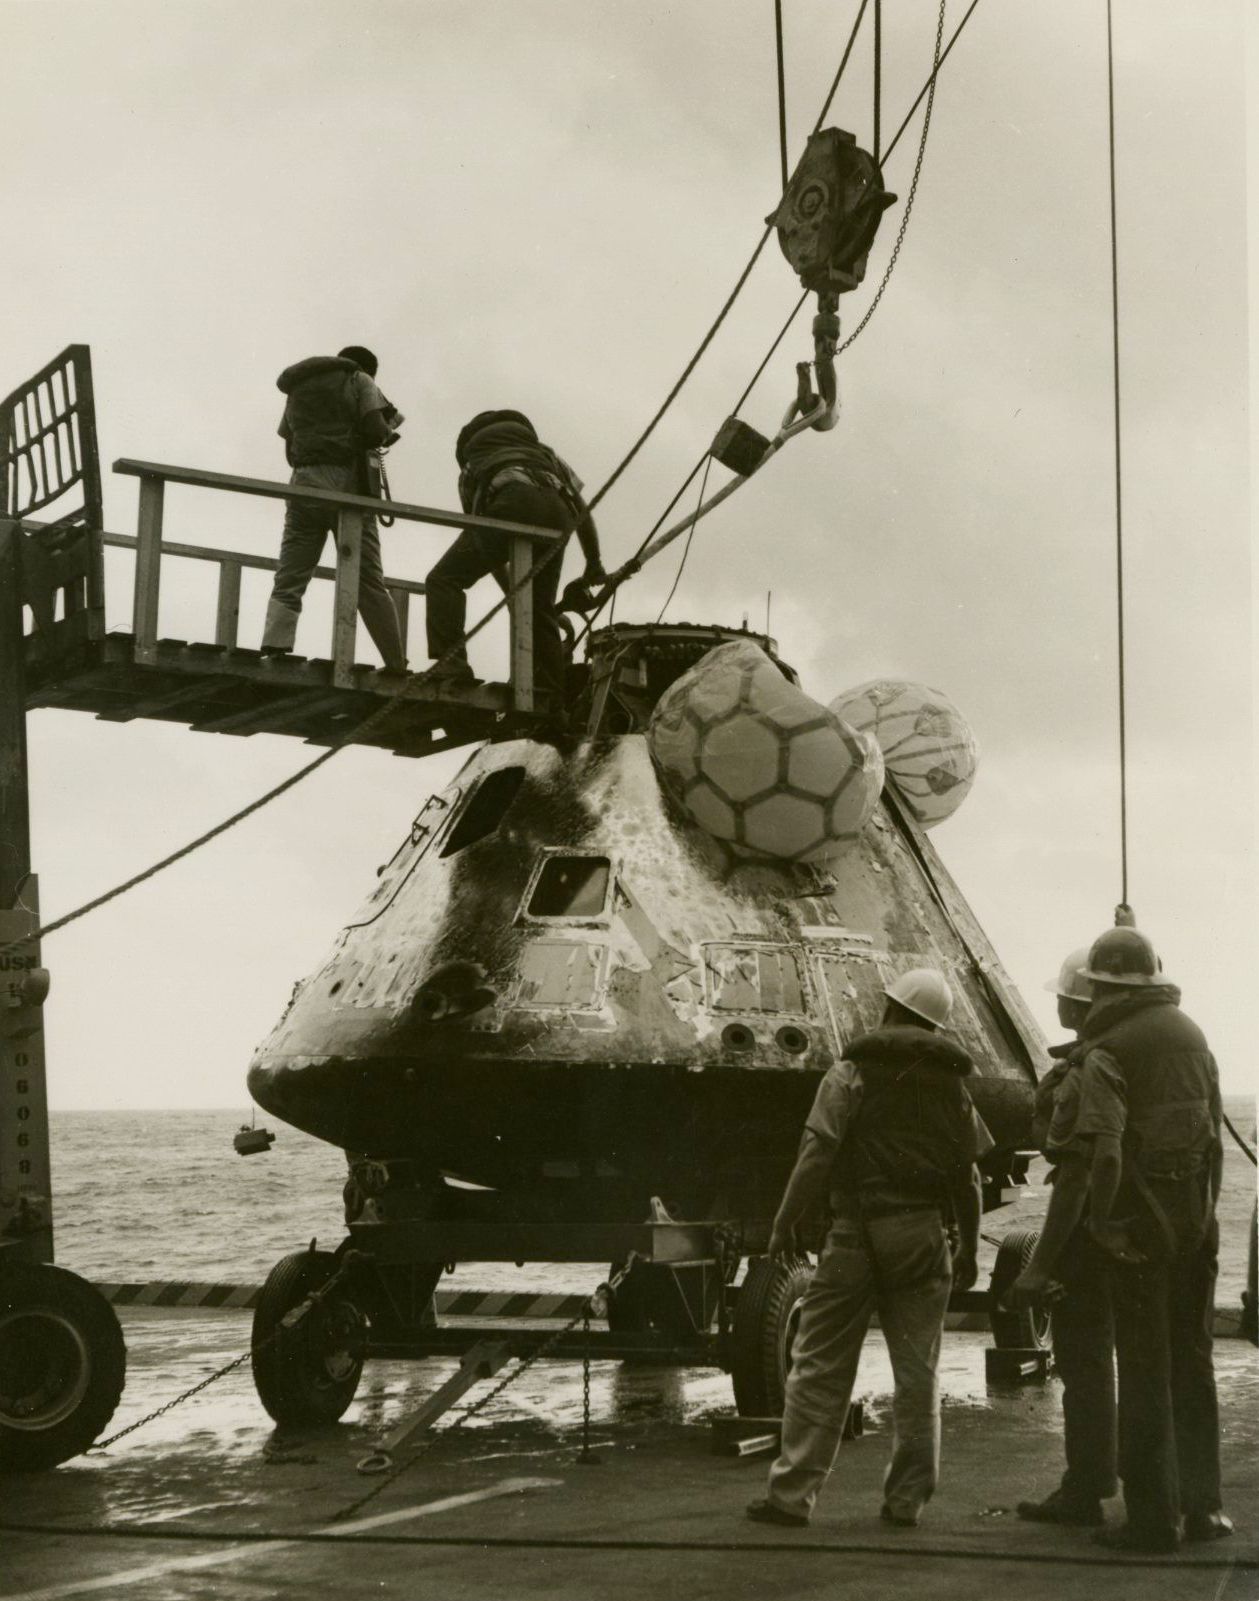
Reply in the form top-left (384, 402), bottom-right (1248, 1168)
top-left (261, 597), bottom-right (299, 655)
top-left (1017, 1488), bottom-right (1105, 1526)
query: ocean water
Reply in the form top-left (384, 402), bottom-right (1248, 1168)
top-left (47, 1101), bottom-right (1257, 1306)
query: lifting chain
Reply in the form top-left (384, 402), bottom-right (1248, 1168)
top-left (332, 1253), bottom-right (641, 1522)
top-left (576, 1309), bottom-right (598, 1466)
top-left (87, 1259), bottom-right (352, 1454)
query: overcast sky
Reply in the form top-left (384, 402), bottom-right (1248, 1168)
top-left (4, 0), bottom-right (1253, 1105)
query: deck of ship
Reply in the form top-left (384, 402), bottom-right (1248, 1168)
top-left (2, 1307), bottom-right (1255, 1601)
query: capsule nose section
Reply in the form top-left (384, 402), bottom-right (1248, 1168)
top-left (247, 1056), bottom-right (352, 1145)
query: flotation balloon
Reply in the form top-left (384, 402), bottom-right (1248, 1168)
top-left (829, 679), bottom-right (977, 828)
top-left (649, 641), bottom-right (884, 862)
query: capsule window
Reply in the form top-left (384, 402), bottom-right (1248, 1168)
top-left (440, 767), bottom-right (526, 857)
top-left (526, 855), bottom-right (612, 919)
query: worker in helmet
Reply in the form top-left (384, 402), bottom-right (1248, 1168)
top-left (1009, 947), bottom-right (1117, 1527)
top-left (746, 968), bottom-right (990, 1530)
top-left (1068, 926), bottom-right (1230, 1552)
top-left (262, 346), bottom-right (408, 671)
top-left (424, 410), bottom-right (604, 697)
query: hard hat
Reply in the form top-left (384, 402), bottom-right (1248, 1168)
top-left (456, 409), bottom-right (536, 466)
top-left (1080, 927), bottom-right (1173, 988)
top-left (884, 968), bottom-right (953, 1028)
top-left (1045, 946), bottom-right (1093, 1003)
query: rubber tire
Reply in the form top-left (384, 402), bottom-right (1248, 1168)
top-left (251, 1251), bottom-right (365, 1427)
top-left (0, 1262), bottom-right (126, 1472)
top-left (988, 1228), bottom-right (1052, 1350)
top-left (730, 1255), bottom-right (814, 1417)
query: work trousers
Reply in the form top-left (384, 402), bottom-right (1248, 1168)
top-left (766, 1209), bottom-right (953, 1523)
top-left (264, 462), bottom-right (406, 669)
top-left (1109, 1225), bottom-right (1222, 1540)
top-left (1053, 1226), bottom-right (1117, 1503)
top-left (425, 482), bottom-right (570, 698)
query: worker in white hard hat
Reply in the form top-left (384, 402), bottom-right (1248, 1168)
top-left (746, 967), bottom-right (991, 1531)
top-left (1011, 947), bottom-right (1117, 1528)
top-left (1066, 926), bottom-right (1229, 1553)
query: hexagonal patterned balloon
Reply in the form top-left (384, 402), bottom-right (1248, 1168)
top-left (829, 678), bottom-right (978, 828)
top-left (649, 641), bottom-right (884, 862)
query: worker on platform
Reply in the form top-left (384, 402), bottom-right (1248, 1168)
top-left (262, 346), bottom-right (407, 672)
top-left (424, 410), bottom-right (604, 695)
top-left (1068, 926), bottom-right (1231, 1552)
top-left (745, 969), bottom-right (988, 1530)
top-left (1009, 946), bottom-right (1117, 1527)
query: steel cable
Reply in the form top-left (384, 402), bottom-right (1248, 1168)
top-left (1106, 0), bottom-right (1129, 905)
top-left (582, 0), bottom-right (871, 517)
top-left (2, 0), bottom-right (968, 959)
top-left (573, 0), bottom-right (954, 647)
top-left (774, 0), bottom-right (789, 192)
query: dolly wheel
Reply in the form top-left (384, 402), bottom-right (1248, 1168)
top-left (730, 1255), bottom-right (814, 1417)
top-left (0, 1262), bottom-right (126, 1472)
top-left (988, 1228), bottom-right (1052, 1350)
top-left (251, 1250), bottom-right (366, 1427)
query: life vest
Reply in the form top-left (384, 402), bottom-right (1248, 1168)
top-left (836, 1026), bottom-right (976, 1215)
top-left (277, 357), bottom-right (402, 470)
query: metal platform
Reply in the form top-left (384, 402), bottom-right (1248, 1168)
top-left (25, 631), bottom-right (525, 759)
top-left (5, 346), bottom-right (563, 773)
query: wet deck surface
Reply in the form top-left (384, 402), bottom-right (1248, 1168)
top-left (3, 1309), bottom-right (1257, 1600)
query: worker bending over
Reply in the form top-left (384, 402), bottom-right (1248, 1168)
top-left (746, 970), bottom-right (987, 1530)
top-left (1011, 947), bottom-right (1117, 1526)
top-left (262, 346), bottom-right (407, 672)
top-left (425, 410), bottom-right (604, 696)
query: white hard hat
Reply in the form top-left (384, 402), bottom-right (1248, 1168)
top-left (884, 968), bottom-right (953, 1028)
top-left (1045, 946), bottom-right (1093, 1004)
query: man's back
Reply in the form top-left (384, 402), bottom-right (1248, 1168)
top-left (278, 355), bottom-right (383, 467)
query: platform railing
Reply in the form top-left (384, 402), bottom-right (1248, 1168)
top-left (112, 459), bottom-right (565, 709)
top-left (98, 530), bottom-right (427, 661)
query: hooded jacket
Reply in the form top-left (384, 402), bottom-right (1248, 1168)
top-left (836, 1026), bottom-right (977, 1214)
top-left (1078, 985), bottom-right (1221, 1256)
top-left (276, 357), bottom-right (402, 469)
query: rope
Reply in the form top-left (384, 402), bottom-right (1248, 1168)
top-left (1106, 0), bottom-right (1129, 905)
top-left (774, 0), bottom-right (789, 193)
top-left (810, 0), bottom-right (872, 137)
top-left (332, 1254), bottom-right (640, 1523)
top-left (2, 0), bottom-right (964, 960)
top-left (583, 0), bottom-right (871, 517)
top-left (0, 705), bottom-right (396, 957)
top-left (654, 455), bottom-right (715, 626)
top-left (880, 0), bottom-right (981, 165)
top-left (572, 0), bottom-right (960, 649)
top-left (1, 501), bottom-right (586, 960)
top-left (732, 291), bottom-right (810, 416)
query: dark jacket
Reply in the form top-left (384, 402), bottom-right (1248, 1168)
top-left (1082, 986), bottom-right (1221, 1255)
top-left (837, 1026), bottom-right (977, 1215)
top-left (456, 417), bottom-right (584, 520)
top-left (276, 357), bottom-right (400, 469)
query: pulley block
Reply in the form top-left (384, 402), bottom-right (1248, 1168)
top-left (766, 127), bottom-right (896, 294)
